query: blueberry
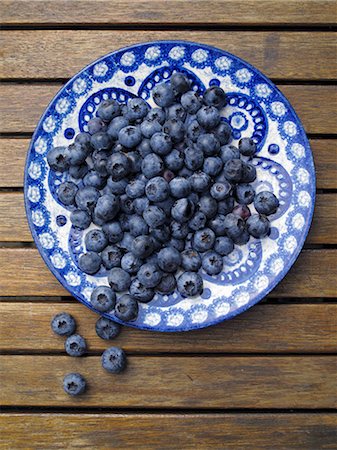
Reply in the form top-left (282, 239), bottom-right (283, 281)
top-left (107, 116), bottom-right (129, 140)
top-left (196, 106), bottom-right (220, 130)
top-left (121, 252), bottom-right (143, 274)
top-left (150, 132), bottom-right (172, 156)
top-left (102, 245), bottom-right (123, 269)
top-left (186, 119), bottom-right (204, 142)
top-left (190, 171), bottom-right (211, 193)
top-left (97, 99), bottom-right (120, 122)
top-left (141, 153), bottom-right (164, 178)
top-left (147, 107), bottom-right (166, 125)
top-left (108, 268), bottom-right (131, 292)
top-left (140, 119), bottom-right (162, 138)
top-left (198, 195), bottom-right (218, 219)
top-left (129, 278), bottom-right (154, 303)
top-left (137, 138), bottom-right (152, 158)
top-left (241, 163), bottom-right (257, 183)
top-left (90, 132), bottom-right (112, 152)
top-left (51, 312), bottom-right (76, 336)
top-left (232, 229), bottom-right (250, 245)
top-left (208, 214), bottom-right (227, 236)
top-left (63, 373), bottom-right (86, 396)
top-left (169, 177), bottom-right (191, 198)
top-left (102, 221), bottom-right (123, 243)
top-left (65, 334), bottom-right (87, 357)
top-left (94, 194), bottom-right (120, 222)
top-left (254, 191), bottom-right (279, 216)
top-left (47, 146), bottom-right (70, 172)
top-left (107, 152), bottom-right (130, 181)
top-left (170, 72), bottom-right (190, 94)
top-left (223, 213), bottom-right (245, 239)
top-left (152, 82), bottom-right (176, 107)
top-left (181, 249), bottom-right (202, 271)
top-left (118, 195), bottom-right (134, 216)
top-left (69, 163), bottom-right (89, 179)
top-left (145, 176), bottom-right (169, 202)
top-left (68, 142), bottom-right (88, 166)
top-left (101, 347), bottom-right (127, 373)
top-left (202, 251), bottom-right (223, 275)
top-left (163, 118), bottom-right (185, 143)
top-left (157, 247), bottom-right (181, 273)
top-left (131, 235), bottom-right (154, 258)
top-left (193, 228), bottom-right (215, 252)
top-left (217, 197), bottom-right (234, 215)
top-left (57, 181), bottom-right (78, 206)
top-left (87, 117), bottom-right (107, 135)
top-left (91, 286), bottom-right (116, 312)
top-left (165, 149), bottom-right (184, 172)
top-left (126, 97), bottom-right (149, 121)
top-left (138, 263), bottom-right (163, 288)
top-left (92, 212), bottom-right (105, 227)
top-left (134, 196), bottom-right (150, 215)
top-left (181, 91), bottom-right (202, 114)
top-left (235, 184), bottom-right (255, 205)
top-left (196, 133), bottom-right (221, 156)
top-left (220, 145), bottom-right (240, 163)
top-left (95, 317), bottom-right (121, 340)
top-left (83, 170), bottom-right (107, 189)
top-left (203, 156), bottom-right (223, 177)
top-left (233, 204), bottom-right (251, 220)
top-left (177, 272), bottom-right (203, 297)
top-left (75, 186), bottom-right (100, 213)
top-left (156, 273), bottom-right (176, 294)
top-left (78, 251), bottom-right (102, 274)
top-left (214, 121), bottom-right (232, 145)
top-left (127, 151), bottom-right (142, 174)
top-left (118, 126), bottom-right (142, 149)
top-left (75, 131), bottom-right (92, 150)
top-left (70, 209), bottom-right (92, 230)
top-left (85, 229), bottom-right (107, 253)
top-left (223, 158), bottom-right (243, 182)
top-left (203, 86), bottom-right (227, 109)
top-left (115, 294), bottom-right (139, 321)
top-left (214, 236), bottom-right (234, 256)
top-left (239, 137), bottom-right (257, 157)
top-left (92, 149), bottom-right (110, 176)
top-left (167, 103), bottom-right (187, 121)
top-left (171, 198), bottom-right (195, 223)
top-left (184, 146), bottom-right (204, 170)
top-left (210, 181), bottom-right (232, 201)
top-left (128, 215), bottom-right (149, 237)
top-left (169, 237), bottom-right (185, 252)
top-left (170, 221), bottom-right (189, 239)
top-left (188, 211), bottom-right (207, 231)
top-left (151, 225), bottom-right (170, 243)
top-left (118, 232), bottom-right (134, 252)
top-left (143, 205), bottom-right (166, 228)
top-left (107, 177), bottom-right (127, 195)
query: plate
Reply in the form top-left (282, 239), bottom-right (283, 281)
top-left (24, 41), bottom-right (315, 332)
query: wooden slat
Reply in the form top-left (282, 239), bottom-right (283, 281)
top-left (1, 0), bottom-right (337, 25)
top-left (1, 302), bottom-right (336, 353)
top-left (1, 355), bottom-right (336, 407)
top-left (0, 192), bottom-right (335, 244)
top-left (1, 413), bottom-right (336, 450)
top-left (1, 83), bottom-right (336, 134)
top-left (0, 248), bottom-right (336, 297)
top-left (1, 138), bottom-right (336, 189)
top-left (1, 31), bottom-right (336, 80)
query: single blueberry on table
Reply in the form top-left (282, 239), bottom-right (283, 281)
top-left (115, 294), bottom-right (139, 321)
top-left (65, 334), bottom-right (87, 357)
top-left (196, 105), bottom-right (221, 130)
top-left (210, 181), bottom-right (232, 201)
top-left (223, 158), bottom-right (243, 182)
top-left (208, 214), bottom-right (227, 237)
top-left (163, 118), bottom-right (185, 143)
top-left (68, 142), bottom-right (88, 166)
top-left (51, 312), bottom-right (76, 337)
top-left (188, 211), bottom-right (207, 231)
top-left (91, 286), bottom-right (116, 312)
top-left (107, 177), bottom-right (127, 195)
top-left (241, 162), bottom-right (257, 183)
top-left (186, 119), bottom-right (204, 142)
top-left (96, 317), bottom-right (121, 340)
top-left (63, 373), bottom-right (86, 396)
top-left (164, 149), bottom-right (184, 172)
top-left (101, 347), bottom-right (127, 373)
top-left (119, 194), bottom-right (135, 215)
top-left (203, 156), bottom-right (223, 177)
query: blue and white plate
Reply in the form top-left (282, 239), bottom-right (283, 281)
top-left (24, 41), bottom-right (315, 332)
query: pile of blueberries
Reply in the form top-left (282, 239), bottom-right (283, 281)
top-left (47, 72), bottom-right (279, 326)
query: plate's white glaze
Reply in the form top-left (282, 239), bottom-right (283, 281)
top-left (24, 41), bottom-right (315, 332)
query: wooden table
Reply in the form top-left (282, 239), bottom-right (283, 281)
top-left (1, 1), bottom-right (337, 448)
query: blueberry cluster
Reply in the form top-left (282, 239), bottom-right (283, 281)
top-left (51, 311), bottom-right (126, 395)
top-left (48, 72), bottom-right (279, 323)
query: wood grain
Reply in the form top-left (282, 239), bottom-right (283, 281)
top-left (1, 355), bottom-right (336, 407)
top-left (0, 192), bottom-right (335, 244)
top-left (2, 0), bottom-right (337, 25)
top-left (0, 248), bottom-right (336, 297)
top-left (1, 31), bottom-right (336, 80)
top-left (1, 413), bottom-right (336, 450)
top-left (1, 302), bottom-right (336, 353)
top-left (1, 138), bottom-right (336, 189)
top-left (1, 83), bottom-right (337, 134)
